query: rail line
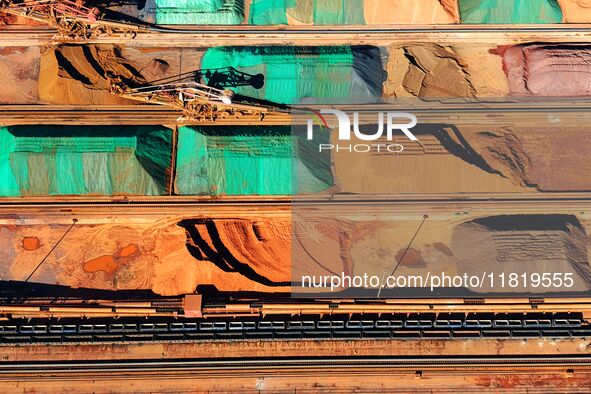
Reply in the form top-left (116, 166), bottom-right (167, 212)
top-left (2, 355), bottom-right (591, 376)
top-left (0, 192), bottom-right (590, 204)
top-left (1, 192), bottom-right (591, 205)
top-left (0, 195), bottom-right (589, 218)
top-left (2, 102), bottom-right (591, 125)
top-left (3, 24), bottom-right (591, 46)
top-left (7, 24), bottom-right (591, 33)
top-left (0, 196), bottom-right (588, 225)
top-left (1, 285), bottom-right (591, 341)
top-left (3, 291), bottom-right (591, 317)
top-left (7, 101), bottom-right (591, 110)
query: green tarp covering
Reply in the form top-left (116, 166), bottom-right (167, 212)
top-left (156, 0), bottom-right (224, 12)
top-left (459, 0), bottom-right (563, 24)
top-left (249, 0), bottom-right (289, 24)
top-left (175, 126), bottom-right (333, 195)
top-left (155, 0), bottom-right (244, 24)
top-left (0, 126), bottom-right (172, 197)
top-left (201, 46), bottom-right (383, 104)
top-left (249, 0), bottom-right (365, 25)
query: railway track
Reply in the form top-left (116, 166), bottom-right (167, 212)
top-left (0, 105), bottom-right (290, 125)
top-left (2, 291), bottom-right (591, 322)
top-left (3, 24), bottom-right (591, 46)
top-left (0, 195), bottom-right (589, 220)
top-left (0, 281), bottom-right (590, 343)
top-left (2, 355), bottom-right (591, 376)
top-left (2, 102), bottom-right (591, 125)
top-left (1, 192), bottom-right (591, 205)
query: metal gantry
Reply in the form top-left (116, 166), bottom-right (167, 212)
top-left (109, 67), bottom-right (281, 121)
top-left (0, 0), bottom-right (145, 38)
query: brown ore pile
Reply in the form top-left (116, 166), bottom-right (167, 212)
top-left (39, 45), bottom-right (146, 105)
top-left (501, 44), bottom-right (591, 96)
top-left (452, 215), bottom-right (591, 293)
top-left (460, 127), bottom-right (591, 191)
top-left (0, 217), bottom-right (291, 296)
top-left (361, 0), bottom-right (459, 24)
top-left (37, 45), bottom-right (202, 105)
top-left (558, 0), bottom-right (591, 22)
top-left (0, 47), bottom-right (40, 104)
top-left (1, 213), bottom-right (590, 296)
top-left (332, 125), bottom-right (591, 193)
top-left (178, 218), bottom-right (291, 286)
top-left (384, 44), bottom-right (476, 99)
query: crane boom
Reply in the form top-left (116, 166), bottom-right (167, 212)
top-left (0, 0), bottom-right (146, 38)
top-left (109, 67), bottom-right (286, 121)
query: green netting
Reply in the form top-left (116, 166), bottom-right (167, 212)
top-left (249, 0), bottom-right (291, 24)
top-left (0, 130), bottom-right (19, 196)
top-left (175, 126), bottom-right (332, 195)
top-left (0, 126), bottom-right (173, 197)
top-left (155, 0), bottom-right (244, 24)
top-left (201, 46), bottom-right (383, 104)
top-left (156, 0), bottom-right (224, 11)
top-left (459, 0), bottom-right (563, 24)
top-left (249, 0), bottom-right (365, 25)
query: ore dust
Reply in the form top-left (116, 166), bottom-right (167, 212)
top-left (21, 237), bottom-right (41, 251)
top-left (362, 0), bottom-right (458, 24)
top-left (501, 43), bottom-right (591, 96)
top-left (331, 125), bottom-right (591, 194)
top-left (0, 211), bottom-right (590, 296)
top-left (37, 45), bottom-right (204, 105)
top-left (0, 46), bottom-right (40, 104)
top-left (558, 0), bottom-right (591, 22)
top-left (83, 243), bottom-right (141, 278)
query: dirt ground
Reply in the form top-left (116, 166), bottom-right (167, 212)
top-left (0, 42), bottom-right (574, 106)
top-left (0, 209), bottom-right (589, 295)
top-left (0, 47), bottom-right (40, 104)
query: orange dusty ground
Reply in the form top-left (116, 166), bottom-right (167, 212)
top-left (5, 370), bottom-right (591, 393)
top-left (0, 46), bottom-right (40, 104)
top-left (1, 210), bottom-right (590, 295)
top-left (2, 337), bottom-right (588, 361)
top-left (0, 217), bottom-right (291, 295)
top-left (2, 338), bottom-right (591, 392)
top-left (559, 0), bottom-right (591, 22)
top-left (342, 0), bottom-right (459, 25)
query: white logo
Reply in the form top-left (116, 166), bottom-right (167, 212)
top-left (306, 110), bottom-right (418, 153)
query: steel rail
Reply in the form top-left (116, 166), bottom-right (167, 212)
top-left (1, 193), bottom-right (591, 204)
top-left (4, 24), bottom-right (591, 46)
top-left (7, 102), bottom-right (591, 112)
top-left (2, 103), bottom-right (591, 125)
top-left (154, 24), bottom-right (591, 33)
top-left (6, 24), bottom-right (591, 34)
top-left (3, 296), bottom-right (591, 317)
top-left (0, 192), bottom-right (590, 205)
top-left (0, 196), bottom-right (590, 210)
top-left (0, 198), bottom-right (588, 223)
top-left (2, 356), bottom-right (591, 375)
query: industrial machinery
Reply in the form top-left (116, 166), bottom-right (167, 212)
top-left (110, 67), bottom-right (285, 121)
top-left (0, 0), bottom-right (146, 38)
top-left (0, 282), bottom-right (589, 342)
